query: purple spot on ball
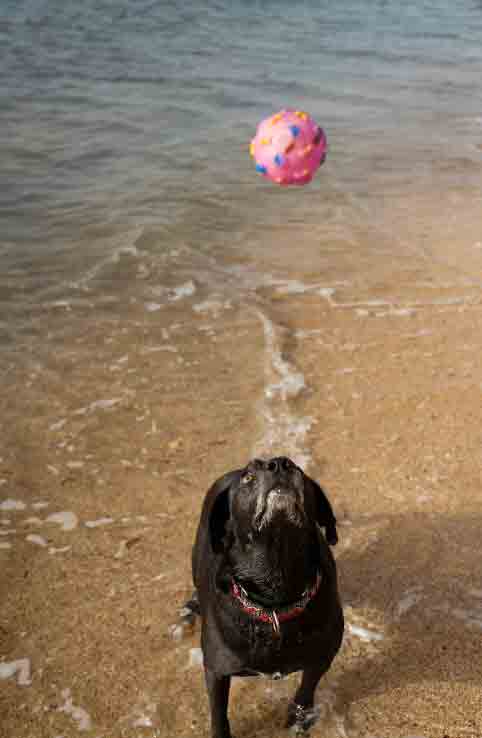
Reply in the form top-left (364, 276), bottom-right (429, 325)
top-left (313, 127), bottom-right (324, 146)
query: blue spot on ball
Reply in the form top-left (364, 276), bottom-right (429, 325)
top-left (290, 125), bottom-right (301, 137)
top-left (255, 164), bottom-right (268, 174)
top-left (274, 154), bottom-right (284, 166)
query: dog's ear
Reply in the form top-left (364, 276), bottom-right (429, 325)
top-left (207, 470), bottom-right (240, 554)
top-left (304, 475), bottom-right (338, 545)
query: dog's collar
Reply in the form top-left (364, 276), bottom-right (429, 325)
top-left (231, 572), bottom-right (322, 637)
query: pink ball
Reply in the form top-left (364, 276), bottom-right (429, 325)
top-left (250, 109), bottom-right (327, 186)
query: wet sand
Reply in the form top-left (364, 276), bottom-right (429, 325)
top-left (1, 217), bottom-right (482, 738)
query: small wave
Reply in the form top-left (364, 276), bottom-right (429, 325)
top-left (253, 310), bottom-right (312, 470)
top-left (170, 280), bottom-right (196, 301)
top-left (68, 227), bottom-right (144, 291)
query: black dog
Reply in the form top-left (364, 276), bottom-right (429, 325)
top-left (184, 456), bottom-right (343, 738)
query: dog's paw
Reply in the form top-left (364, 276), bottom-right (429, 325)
top-left (286, 702), bottom-right (320, 733)
top-left (179, 601), bottom-right (199, 627)
top-left (169, 593), bottom-right (200, 640)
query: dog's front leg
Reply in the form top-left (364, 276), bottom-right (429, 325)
top-left (205, 669), bottom-right (232, 738)
top-left (287, 664), bottom-right (325, 732)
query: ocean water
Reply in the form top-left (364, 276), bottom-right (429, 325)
top-left (1, 0), bottom-right (482, 345)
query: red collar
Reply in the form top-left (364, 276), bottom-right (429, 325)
top-left (231, 572), bottom-right (322, 636)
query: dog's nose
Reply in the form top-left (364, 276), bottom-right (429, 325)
top-left (267, 457), bottom-right (292, 475)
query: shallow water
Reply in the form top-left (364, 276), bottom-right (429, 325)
top-left (2, 0), bottom-right (482, 501)
top-left (1, 0), bottom-right (482, 350)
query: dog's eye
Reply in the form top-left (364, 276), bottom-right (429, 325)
top-left (242, 472), bottom-right (255, 484)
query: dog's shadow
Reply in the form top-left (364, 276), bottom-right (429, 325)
top-left (334, 510), bottom-right (482, 722)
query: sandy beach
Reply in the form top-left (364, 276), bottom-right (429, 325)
top-left (2, 202), bottom-right (482, 738)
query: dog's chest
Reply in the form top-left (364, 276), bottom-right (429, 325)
top-left (240, 620), bottom-right (321, 676)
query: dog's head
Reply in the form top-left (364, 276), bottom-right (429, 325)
top-left (208, 456), bottom-right (338, 554)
